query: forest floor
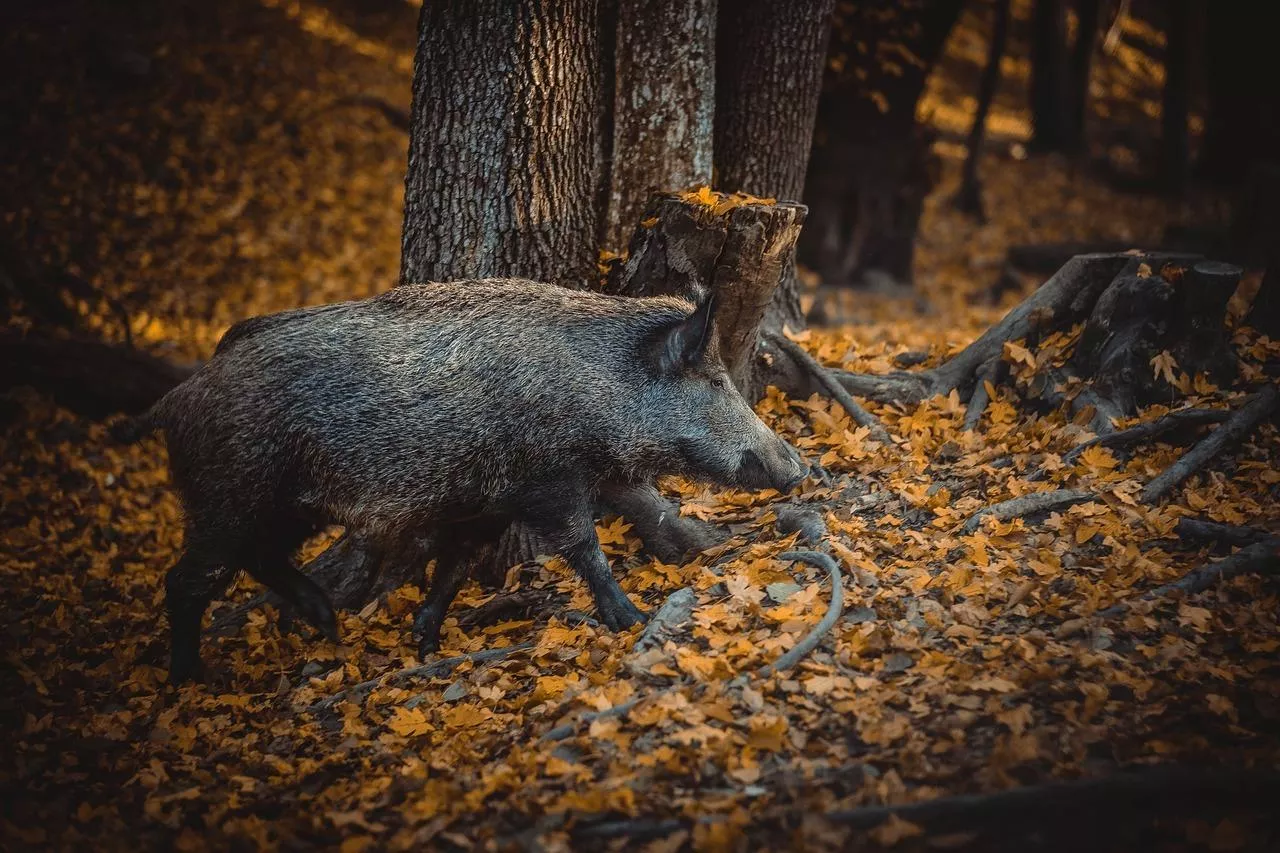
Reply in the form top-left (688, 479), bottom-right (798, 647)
top-left (3, 0), bottom-right (1278, 850)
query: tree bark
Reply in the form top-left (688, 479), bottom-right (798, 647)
top-left (715, 0), bottom-right (835, 331)
top-left (799, 0), bottom-right (960, 290)
top-left (603, 0), bottom-right (715, 251)
top-left (399, 0), bottom-right (601, 289)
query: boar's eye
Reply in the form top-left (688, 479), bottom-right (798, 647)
top-left (711, 377), bottom-right (727, 390)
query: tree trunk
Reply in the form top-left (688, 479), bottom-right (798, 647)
top-left (1159, 0), bottom-right (1192, 194)
top-left (715, 0), bottom-right (836, 332)
top-left (1200, 4), bottom-right (1280, 184)
top-left (799, 0), bottom-right (960, 292)
top-left (1066, 0), bottom-right (1100, 152)
top-left (957, 0), bottom-right (1012, 220)
top-left (602, 0), bottom-right (715, 251)
top-left (1029, 0), bottom-right (1072, 153)
top-left (399, 0), bottom-right (601, 289)
top-left (609, 192), bottom-right (808, 399)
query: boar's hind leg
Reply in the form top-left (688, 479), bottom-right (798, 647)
top-left (242, 521), bottom-right (338, 642)
top-left (247, 555), bottom-right (339, 643)
top-left (522, 496), bottom-right (647, 632)
top-left (165, 547), bottom-right (236, 684)
top-left (412, 545), bottom-right (469, 658)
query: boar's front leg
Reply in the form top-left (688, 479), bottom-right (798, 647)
top-left (521, 490), bottom-right (647, 632)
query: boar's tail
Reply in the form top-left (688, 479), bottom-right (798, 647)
top-left (108, 403), bottom-right (163, 444)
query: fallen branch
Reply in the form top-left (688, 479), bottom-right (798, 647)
top-left (542, 549), bottom-right (843, 742)
top-left (767, 332), bottom-right (892, 443)
top-left (1174, 517), bottom-right (1271, 547)
top-left (960, 489), bottom-right (1095, 534)
top-left (824, 765), bottom-right (1280, 832)
top-left (574, 765), bottom-right (1280, 841)
top-left (1140, 386), bottom-right (1279, 504)
top-left (308, 642), bottom-right (533, 713)
top-left (1098, 538), bottom-right (1280, 617)
top-left (1061, 407), bottom-right (1230, 466)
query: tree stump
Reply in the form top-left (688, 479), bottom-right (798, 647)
top-left (608, 192), bottom-right (808, 398)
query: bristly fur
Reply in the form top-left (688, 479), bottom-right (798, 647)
top-left (152, 278), bottom-right (806, 681)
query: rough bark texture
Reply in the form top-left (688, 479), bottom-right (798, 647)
top-left (399, 0), bottom-right (600, 289)
top-left (609, 193), bottom-right (808, 400)
top-left (603, 0), bottom-right (715, 251)
top-left (799, 0), bottom-right (960, 290)
top-left (715, 0), bottom-right (835, 332)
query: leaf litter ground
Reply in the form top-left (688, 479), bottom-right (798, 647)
top-left (3, 1), bottom-right (1278, 850)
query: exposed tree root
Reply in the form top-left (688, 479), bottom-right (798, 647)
top-left (1098, 538), bottom-right (1280, 618)
top-left (834, 253), bottom-right (1131, 405)
top-left (960, 489), bottom-right (1095, 534)
top-left (1060, 407), bottom-right (1230, 466)
top-left (766, 331), bottom-right (892, 443)
top-left (1139, 386), bottom-right (1279, 504)
top-left (962, 358), bottom-right (1000, 431)
top-left (1175, 517), bottom-right (1271, 547)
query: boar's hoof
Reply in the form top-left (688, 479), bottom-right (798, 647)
top-left (598, 597), bottom-right (648, 632)
top-left (413, 606), bottom-right (446, 658)
top-left (293, 584), bottom-right (340, 643)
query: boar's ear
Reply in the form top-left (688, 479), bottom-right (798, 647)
top-left (651, 292), bottom-right (716, 375)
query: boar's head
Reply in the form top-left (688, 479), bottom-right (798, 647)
top-left (639, 293), bottom-right (808, 493)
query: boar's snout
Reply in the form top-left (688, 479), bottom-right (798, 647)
top-left (736, 439), bottom-right (808, 492)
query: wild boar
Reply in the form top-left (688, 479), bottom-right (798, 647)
top-left (145, 279), bottom-right (807, 682)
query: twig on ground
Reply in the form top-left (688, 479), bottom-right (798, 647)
top-left (308, 643), bottom-right (533, 713)
top-left (960, 489), bottom-right (1095, 534)
top-left (759, 550), bottom-right (843, 676)
top-left (1140, 386), bottom-right (1279, 504)
top-left (1061, 407), bottom-right (1230, 466)
top-left (767, 332), bottom-right (893, 444)
top-left (1174, 517), bottom-right (1271, 547)
top-left (1098, 538), bottom-right (1280, 618)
